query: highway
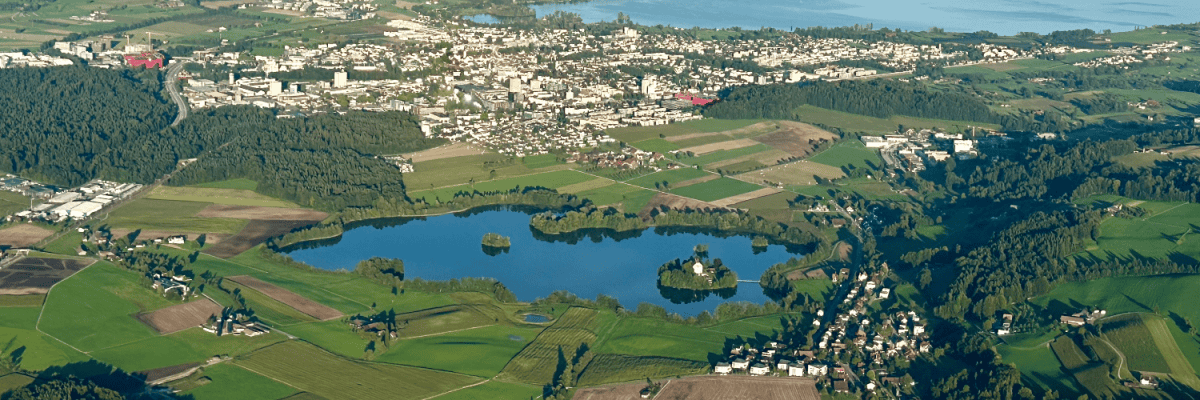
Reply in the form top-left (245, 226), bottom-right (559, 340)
top-left (165, 61), bottom-right (188, 126)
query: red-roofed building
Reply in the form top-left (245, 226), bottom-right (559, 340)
top-left (124, 52), bottom-right (165, 68)
top-left (674, 93), bottom-right (716, 106)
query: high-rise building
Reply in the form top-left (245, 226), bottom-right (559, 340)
top-left (268, 80), bottom-right (282, 96)
top-left (508, 77), bottom-right (521, 94)
top-left (334, 71), bottom-right (348, 88)
top-left (639, 75), bottom-right (657, 97)
top-left (228, 72), bottom-right (235, 85)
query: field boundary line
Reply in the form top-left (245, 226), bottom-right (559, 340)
top-left (230, 362), bottom-right (306, 392)
top-left (400, 324), bottom-right (490, 340)
top-left (34, 259), bottom-right (97, 356)
top-left (422, 378), bottom-right (491, 400)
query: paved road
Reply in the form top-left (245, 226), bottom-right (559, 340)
top-left (165, 61), bottom-right (188, 126)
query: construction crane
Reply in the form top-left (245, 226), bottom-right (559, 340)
top-left (145, 31), bottom-right (155, 50)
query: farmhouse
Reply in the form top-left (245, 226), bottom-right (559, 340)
top-left (152, 274), bottom-right (191, 296)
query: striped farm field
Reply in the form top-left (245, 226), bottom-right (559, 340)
top-left (499, 307), bottom-right (605, 384)
top-left (235, 341), bottom-right (480, 400)
top-left (668, 178), bottom-right (764, 202)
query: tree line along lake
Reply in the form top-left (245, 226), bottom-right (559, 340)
top-left (284, 208), bottom-right (805, 316)
top-left (520, 0), bottom-right (1200, 36)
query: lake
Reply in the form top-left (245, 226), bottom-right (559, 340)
top-left (285, 208), bottom-right (804, 316)
top-left (529, 0), bottom-right (1200, 36)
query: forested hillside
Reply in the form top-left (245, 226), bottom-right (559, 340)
top-left (0, 66), bottom-right (175, 186)
top-left (168, 109), bottom-right (444, 210)
top-left (705, 80), bottom-right (997, 124)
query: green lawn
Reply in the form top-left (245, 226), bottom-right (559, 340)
top-left (105, 198), bottom-right (247, 234)
top-left (1034, 275), bottom-right (1200, 328)
top-left (791, 105), bottom-right (1000, 134)
top-left (574, 183), bottom-right (655, 207)
top-left (668, 178), bottom-right (763, 202)
top-left (235, 341), bottom-right (481, 400)
top-left (619, 189), bottom-right (659, 214)
top-left (377, 324), bottom-right (543, 378)
top-left (149, 186), bottom-right (299, 208)
top-left (42, 231), bottom-right (84, 256)
top-left (605, 119), bottom-right (766, 143)
top-left (428, 380), bottom-right (542, 400)
top-left (625, 168), bottom-right (714, 188)
top-left (182, 364), bottom-right (298, 400)
top-left (38, 262), bottom-right (171, 352)
top-left (594, 314), bottom-right (790, 362)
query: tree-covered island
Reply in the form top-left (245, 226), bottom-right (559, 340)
top-left (481, 232), bottom-right (512, 248)
top-left (657, 256), bottom-right (738, 290)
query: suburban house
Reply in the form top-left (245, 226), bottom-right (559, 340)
top-left (749, 363), bottom-right (769, 376)
top-left (788, 364), bottom-right (805, 377)
top-left (713, 362), bottom-right (732, 375)
top-left (833, 379), bottom-right (851, 393)
top-left (878, 288), bottom-right (891, 299)
top-left (731, 358), bottom-right (749, 370)
top-left (808, 364), bottom-right (828, 376)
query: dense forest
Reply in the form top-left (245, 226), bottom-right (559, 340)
top-left (168, 108), bottom-right (444, 210)
top-left (704, 80), bottom-right (1001, 126)
top-left (657, 257), bottom-right (737, 290)
top-left (0, 67), bottom-right (175, 186)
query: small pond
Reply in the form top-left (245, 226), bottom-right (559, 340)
top-left (522, 314), bottom-right (551, 323)
top-left (285, 209), bottom-right (803, 316)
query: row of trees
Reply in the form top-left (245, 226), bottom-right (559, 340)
top-left (529, 207), bottom-right (826, 251)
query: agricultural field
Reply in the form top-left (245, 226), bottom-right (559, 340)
top-left (105, 198), bottom-right (247, 235)
top-left (212, 280), bottom-right (319, 326)
top-left (499, 307), bottom-right (606, 384)
top-left (389, 304), bottom-right (501, 338)
top-left (38, 262), bottom-right (172, 352)
top-left (736, 160), bottom-right (846, 186)
top-left (1099, 314), bottom-right (1171, 373)
top-left (996, 343), bottom-right (1083, 396)
top-left (791, 105), bottom-right (1000, 134)
top-left (0, 224), bottom-right (55, 248)
top-left (576, 354), bottom-right (709, 386)
top-left (807, 141), bottom-right (883, 171)
top-left (178, 364), bottom-right (298, 400)
top-left (88, 328), bottom-right (286, 373)
top-left (427, 380), bottom-right (542, 400)
top-left (402, 153), bottom-right (537, 190)
top-left (0, 257), bottom-right (91, 295)
top-left (149, 186), bottom-right (300, 208)
top-left (407, 169), bottom-right (595, 203)
top-left (0, 307), bottom-right (89, 371)
top-left (234, 341), bottom-right (481, 400)
top-left (668, 178), bottom-right (764, 202)
top-left (136, 298), bottom-right (223, 334)
top-left (625, 168), bottom-right (714, 190)
top-left (377, 324), bottom-right (544, 377)
top-left (1081, 200), bottom-right (1200, 260)
top-left (191, 179), bottom-right (260, 191)
top-left (575, 375), bottom-right (819, 400)
top-left (226, 275), bottom-right (343, 321)
top-left (594, 314), bottom-right (789, 362)
top-left (0, 191), bottom-right (33, 218)
top-left (605, 119), bottom-right (768, 143)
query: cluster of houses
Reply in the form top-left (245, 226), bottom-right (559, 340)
top-left (151, 273), bottom-right (193, 297)
top-left (714, 342), bottom-right (826, 377)
top-left (202, 314), bottom-right (270, 337)
top-left (7, 180), bottom-right (141, 223)
top-left (566, 147), bottom-right (664, 170)
top-left (259, 0), bottom-right (377, 20)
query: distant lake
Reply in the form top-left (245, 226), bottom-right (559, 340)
top-left (285, 208), bottom-right (804, 316)
top-left (530, 0), bottom-right (1200, 36)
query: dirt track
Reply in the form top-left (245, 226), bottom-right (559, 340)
top-left (137, 298), bottom-right (223, 334)
top-left (710, 188), bottom-right (780, 207)
top-left (0, 257), bottom-right (92, 295)
top-left (227, 275), bottom-right (342, 320)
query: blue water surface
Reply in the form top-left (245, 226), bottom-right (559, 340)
top-left (285, 209), bottom-right (803, 316)
top-left (529, 0), bottom-right (1200, 35)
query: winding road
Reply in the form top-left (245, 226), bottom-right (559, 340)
top-left (165, 60), bottom-right (188, 126)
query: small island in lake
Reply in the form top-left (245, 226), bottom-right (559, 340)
top-left (657, 256), bottom-right (737, 290)
top-left (482, 232), bottom-right (512, 248)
